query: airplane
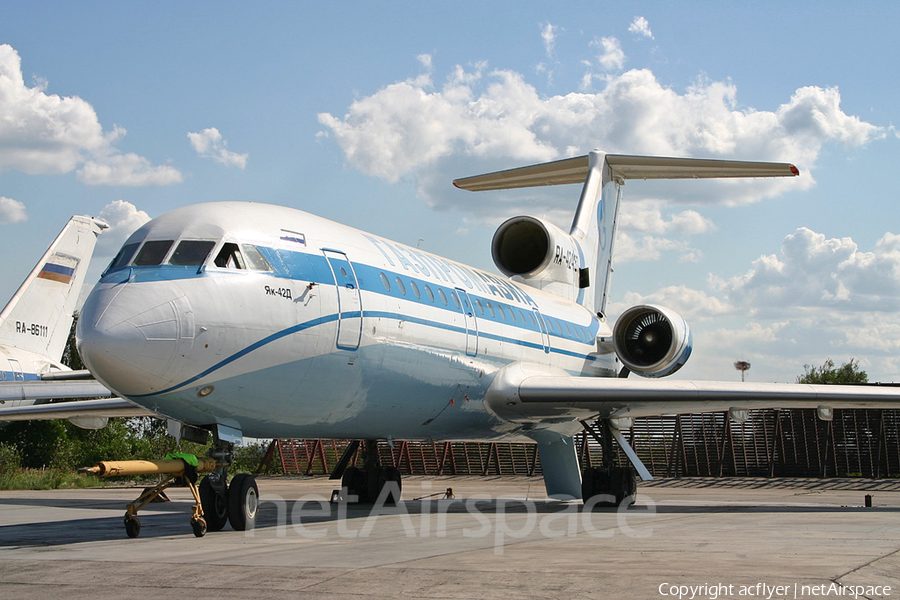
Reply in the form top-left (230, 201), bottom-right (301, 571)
top-left (0, 215), bottom-right (151, 429)
top-left (70, 150), bottom-right (900, 534)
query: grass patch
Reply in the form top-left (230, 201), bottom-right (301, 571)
top-left (0, 468), bottom-right (107, 490)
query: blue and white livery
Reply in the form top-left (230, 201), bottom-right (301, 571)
top-left (71, 151), bottom-right (900, 514)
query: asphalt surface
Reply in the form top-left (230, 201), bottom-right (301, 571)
top-left (0, 476), bottom-right (898, 599)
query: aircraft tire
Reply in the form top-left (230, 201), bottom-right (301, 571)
top-left (612, 466), bottom-right (637, 506)
top-left (227, 474), bottom-right (259, 531)
top-left (581, 467), bottom-right (599, 503)
top-left (192, 517), bottom-right (207, 538)
top-left (378, 466), bottom-right (402, 505)
top-left (124, 515), bottom-right (141, 538)
top-left (342, 466), bottom-right (367, 503)
top-left (199, 477), bottom-right (229, 531)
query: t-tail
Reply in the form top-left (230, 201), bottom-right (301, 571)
top-left (0, 215), bottom-right (108, 364)
top-left (454, 150), bottom-right (799, 315)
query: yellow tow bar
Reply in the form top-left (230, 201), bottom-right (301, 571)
top-left (80, 456), bottom-right (221, 538)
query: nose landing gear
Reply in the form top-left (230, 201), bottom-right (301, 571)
top-left (80, 446), bottom-right (259, 538)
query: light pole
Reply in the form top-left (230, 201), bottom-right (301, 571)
top-left (734, 360), bottom-right (751, 382)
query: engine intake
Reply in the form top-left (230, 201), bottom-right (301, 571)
top-left (491, 217), bottom-right (580, 295)
top-left (613, 305), bottom-right (692, 378)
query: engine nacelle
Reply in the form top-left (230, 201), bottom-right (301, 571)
top-left (613, 304), bottom-right (692, 378)
top-left (491, 216), bottom-right (581, 297)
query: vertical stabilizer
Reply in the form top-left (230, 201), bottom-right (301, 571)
top-left (568, 151), bottom-right (619, 315)
top-left (0, 216), bottom-right (107, 364)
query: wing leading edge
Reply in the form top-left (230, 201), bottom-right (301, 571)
top-left (484, 363), bottom-right (900, 424)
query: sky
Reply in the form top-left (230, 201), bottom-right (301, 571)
top-left (1, 2), bottom-right (899, 384)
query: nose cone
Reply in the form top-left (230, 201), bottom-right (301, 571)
top-left (78, 282), bottom-right (194, 396)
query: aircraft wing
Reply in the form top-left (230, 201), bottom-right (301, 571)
top-left (486, 366), bottom-right (900, 424)
top-left (0, 370), bottom-right (155, 423)
top-left (0, 397), bottom-right (154, 421)
top-left (0, 379), bottom-right (113, 403)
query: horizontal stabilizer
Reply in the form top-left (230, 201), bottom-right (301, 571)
top-left (454, 155), bottom-right (589, 191)
top-left (453, 153), bottom-right (799, 191)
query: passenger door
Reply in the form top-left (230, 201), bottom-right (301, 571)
top-left (323, 250), bottom-right (362, 351)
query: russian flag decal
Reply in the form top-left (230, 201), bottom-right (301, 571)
top-left (38, 262), bottom-right (76, 284)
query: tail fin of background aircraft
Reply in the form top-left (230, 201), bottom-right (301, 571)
top-left (0, 216), bottom-right (107, 363)
top-left (454, 151), bottom-right (798, 315)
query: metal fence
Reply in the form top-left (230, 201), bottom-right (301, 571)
top-left (264, 408), bottom-right (900, 479)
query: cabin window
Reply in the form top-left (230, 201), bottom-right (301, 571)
top-left (474, 299), bottom-right (484, 315)
top-left (424, 285), bottom-right (435, 303)
top-left (108, 242), bottom-right (140, 272)
top-left (451, 292), bottom-right (461, 310)
top-left (169, 240), bottom-right (216, 266)
top-left (380, 273), bottom-right (391, 291)
top-left (133, 240), bottom-right (174, 266)
top-left (395, 277), bottom-right (406, 296)
top-left (437, 289), bottom-right (448, 306)
top-left (214, 243), bottom-right (245, 269)
top-left (497, 305), bottom-right (506, 321)
top-left (242, 244), bottom-right (272, 271)
top-left (527, 312), bottom-right (537, 328)
top-left (410, 280), bottom-right (421, 299)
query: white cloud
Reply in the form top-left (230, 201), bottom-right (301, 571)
top-left (594, 36), bottom-right (626, 71)
top-left (615, 285), bottom-right (734, 321)
top-left (78, 153), bottom-right (183, 186)
top-left (614, 203), bottom-right (714, 264)
top-left (0, 44), bottom-right (182, 185)
top-left (319, 59), bottom-right (882, 222)
top-left (187, 127), bottom-right (248, 169)
top-left (628, 16), bottom-right (654, 39)
top-left (620, 202), bottom-right (715, 235)
top-left (95, 199), bottom-right (151, 256)
top-left (541, 22), bottom-right (558, 57)
top-left (614, 228), bottom-right (900, 382)
top-left (614, 233), bottom-right (702, 264)
top-left (417, 54), bottom-right (433, 71)
top-left (714, 227), bottom-right (900, 313)
top-left (0, 196), bottom-right (27, 223)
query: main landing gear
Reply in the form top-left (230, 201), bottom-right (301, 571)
top-left (580, 419), bottom-right (637, 506)
top-left (332, 440), bottom-right (402, 504)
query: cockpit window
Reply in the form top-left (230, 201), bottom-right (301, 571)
top-left (169, 240), bottom-right (216, 266)
top-left (241, 244), bottom-right (272, 271)
top-left (214, 243), bottom-right (246, 269)
top-left (133, 240), bottom-right (174, 266)
top-left (107, 242), bottom-right (140, 272)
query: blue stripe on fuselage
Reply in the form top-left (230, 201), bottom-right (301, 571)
top-left (102, 246), bottom-right (599, 346)
top-left (103, 245), bottom-right (601, 398)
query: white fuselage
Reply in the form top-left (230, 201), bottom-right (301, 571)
top-left (77, 202), bottom-right (615, 442)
